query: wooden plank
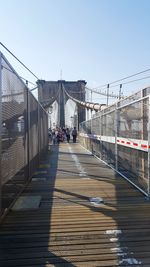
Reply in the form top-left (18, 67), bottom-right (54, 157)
top-left (0, 143), bottom-right (150, 266)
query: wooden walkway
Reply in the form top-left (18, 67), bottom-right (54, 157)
top-left (0, 143), bottom-right (150, 266)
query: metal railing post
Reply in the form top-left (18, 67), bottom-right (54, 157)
top-left (0, 52), bottom-right (2, 215)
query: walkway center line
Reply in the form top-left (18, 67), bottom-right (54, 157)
top-left (67, 144), bottom-right (87, 177)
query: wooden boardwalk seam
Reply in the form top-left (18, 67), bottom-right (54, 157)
top-left (0, 143), bottom-right (150, 266)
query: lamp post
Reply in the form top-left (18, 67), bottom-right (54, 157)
top-left (48, 105), bottom-right (53, 114)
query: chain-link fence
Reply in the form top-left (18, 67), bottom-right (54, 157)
top-left (0, 53), bottom-right (48, 216)
top-left (79, 89), bottom-right (150, 197)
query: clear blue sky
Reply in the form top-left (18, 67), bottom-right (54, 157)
top-left (1, 0), bottom-right (150, 100)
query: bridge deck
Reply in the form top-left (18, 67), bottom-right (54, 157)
top-left (0, 143), bottom-right (150, 266)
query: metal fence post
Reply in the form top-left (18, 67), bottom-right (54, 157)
top-left (38, 103), bottom-right (41, 163)
top-left (115, 103), bottom-right (118, 171)
top-left (99, 112), bottom-right (102, 160)
top-left (90, 110), bottom-right (92, 133)
top-left (0, 53), bottom-right (2, 215)
top-left (148, 96), bottom-right (150, 198)
top-left (90, 112), bottom-right (93, 152)
top-left (27, 88), bottom-right (30, 180)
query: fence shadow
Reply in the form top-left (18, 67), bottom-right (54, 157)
top-left (0, 144), bottom-right (76, 266)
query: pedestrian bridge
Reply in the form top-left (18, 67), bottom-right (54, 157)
top-left (1, 142), bottom-right (150, 266)
top-left (1, 52), bottom-right (150, 266)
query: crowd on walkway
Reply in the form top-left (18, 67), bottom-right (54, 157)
top-left (48, 127), bottom-right (77, 144)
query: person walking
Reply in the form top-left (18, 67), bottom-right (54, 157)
top-left (72, 127), bottom-right (77, 143)
top-left (66, 128), bottom-right (70, 143)
top-left (52, 129), bottom-right (56, 145)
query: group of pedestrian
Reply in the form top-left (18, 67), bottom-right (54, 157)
top-left (48, 127), bottom-right (77, 145)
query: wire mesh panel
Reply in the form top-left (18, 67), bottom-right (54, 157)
top-left (80, 120), bottom-right (92, 134)
top-left (92, 116), bottom-right (100, 135)
top-left (101, 111), bottom-right (115, 136)
top-left (79, 92), bottom-right (150, 196)
top-left (117, 97), bottom-right (149, 192)
top-left (101, 111), bottom-right (116, 167)
top-left (39, 105), bottom-right (48, 153)
top-left (118, 98), bottom-right (148, 139)
top-left (1, 55), bottom-right (26, 185)
top-left (101, 142), bottom-right (115, 167)
top-left (90, 116), bottom-right (100, 157)
top-left (28, 92), bottom-right (39, 176)
top-left (0, 53), bottom-right (48, 216)
top-left (117, 146), bottom-right (148, 191)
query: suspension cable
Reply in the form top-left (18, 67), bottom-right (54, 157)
top-left (0, 42), bottom-right (39, 80)
top-left (91, 68), bottom-right (150, 90)
top-left (111, 75), bottom-right (150, 88)
top-left (1, 64), bottom-right (37, 87)
top-left (63, 84), bottom-right (106, 111)
top-left (85, 86), bottom-right (119, 98)
top-left (41, 86), bottom-right (60, 108)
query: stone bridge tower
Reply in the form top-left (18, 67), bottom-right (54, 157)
top-left (37, 80), bottom-right (86, 128)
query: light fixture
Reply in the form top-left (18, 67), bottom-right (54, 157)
top-left (48, 105), bottom-right (53, 114)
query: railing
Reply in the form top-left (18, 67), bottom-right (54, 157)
top-left (79, 88), bottom-right (150, 197)
top-left (0, 52), bottom-right (48, 215)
